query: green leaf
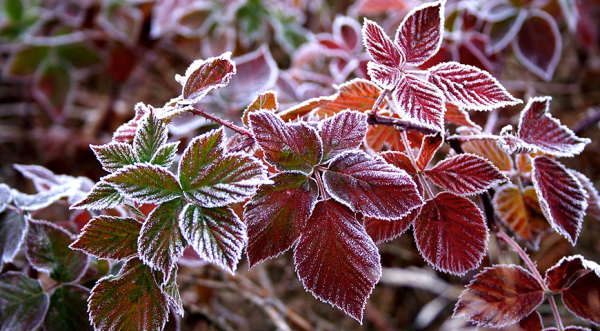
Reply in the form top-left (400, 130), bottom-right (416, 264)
top-left (105, 164), bottom-right (182, 204)
top-left (0, 210), bottom-right (27, 264)
top-left (56, 44), bottom-right (102, 68)
top-left (0, 272), bottom-right (49, 331)
top-left (4, 0), bottom-right (23, 21)
top-left (161, 266), bottom-right (183, 317)
top-left (91, 143), bottom-right (137, 173)
top-left (151, 141), bottom-right (180, 168)
top-left (70, 181), bottom-right (124, 210)
top-left (0, 183), bottom-right (11, 213)
top-left (25, 219), bottom-right (89, 282)
top-left (179, 204), bottom-right (246, 274)
top-left (88, 258), bottom-right (169, 331)
top-left (70, 216), bottom-right (141, 260)
top-left (138, 200), bottom-right (187, 282)
top-left (43, 285), bottom-right (92, 331)
top-left (178, 128), bottom-right (269, 208)
top-left (133, 114), bottom-right (168, 163)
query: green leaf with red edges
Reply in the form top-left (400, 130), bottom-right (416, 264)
top-left (294, 200), bottom-right (381, 323)
top-left (177, 52), bottom-right (236, 104)
top-left (364, 207), bottom-right (420, 244)
top-left (151, 142), bottom-right (180, 168)
top-left (562, 268), bottom-right (600, 326)
top-left (161, 265), bottom-right (183, 317)
top-left (319, 110), bottom-right (368, 162)
top-left (70, 216), bottom-right (141, 260)
top-left (88, 258), bottom-right (169, 331)
top-left (25, 219), bottom-right (88, 283)
top-left (178, 128), bottom-right (269, 208)
top-left (70, 181), bottom-right (124, 210)
top-left (242, 90), bottom-right (278, 126)
top-left (0, 272), bottom-right (49, 331)
top-left (454, 265), bottom-right (545, 327)
top-left (133, 113), bottom-right (168, 163)
top-left (179, 204), bottom-right (246, 274)
top-left (105, 164), bottom-right (182, 205)
top-left (0, 210), bottom-right (26, 264)
top-left (43, 285), bottom-right (92, 331)
top-left (244, 172), bottom-right (318, 267)
top-left (91, 143), bottom-right (136, 173)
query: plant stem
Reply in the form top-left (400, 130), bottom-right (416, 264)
top-left (548, 295), bottom-right (565, 331)
top-left (400, 130), bottom-right (435, 199)
top-left (370, 89), bottom-right (390, 116)
top-left (367, 113), bottom-right (439, 135)
top-left (496, 231), bottom-right (546, 288)
top-left (314, 171), bottom-right (328, 200)
top-left (190, 107), bottom-right (254, 138)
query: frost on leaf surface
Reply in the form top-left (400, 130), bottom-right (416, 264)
top-left (249, 110), bottom-right (323, 173)
top-left (569, 170), bottom-right (600, 220)
top-left (416, 132), bottom-right (443, 170)
top-left (88, 258), bottom-right (169, 331)
top-left (179, 204), bottom-right (246, 274)
top-left (241, 90), bottom-right (278, 126)
top-left (113, 103), bottom-right (148, 143)
top-left (427, 62), bottom-right (521, 110)
top-left (151, 141), bottom-right (180, 168)
top-left (70, 180), bottom-right (124, 210)
top-left (0, 210), bottom-right (27, 264)
top-left (178, 128), bottom-right (269, 207)
top-left (454, 265), bottom-right (545, 328)
top-left (561, 269), bottom-right (600, 326)
top-left (71, 216), bottom-right (141, 260)
top-left (0, 271), bottom-right (49, 331)
top-left (393, 73), bottom-right (445, 131)
top-left (133, 113), bottom-right (168, 163)
top-left (161, 265), bottom-right (183, 317)
top-left (43, 284), bottom-right (91, 331)
top-left (0, 183), bottom-right (11, 213)
top-left (319, 110), bottom-right (368, 162)
top-left (394, 0), bottom-right (444, 66)
top-left (364, 207), bottom-right (420, 244)
top-left (177, 52), bottom-right (236, 104)
top-left (532, 156), bottom-right (587, 245)
top-left (90, 143), bottom-right (136, 173)
top-left (544, 255), bottom-right (597, 292)
top-left (323, 150), bottom-right (423, 220)
top-left (362, 19), bottom-right (403, 69)
top-left (460, 133), bottom-right (513, 171)
top-left (25, 219), bottom-right (88, 283)
top-left (414, 192), bottom-right (488, 275)
top-left (244, 173), bottom-right (318, 267)
top-left (138, 199), bottom-right (187, 282)
top-left (105, 164), bottom-right (182, 204)
top-left (294, 200), bottom-right (381, 323)
top-left (380, 151), bottom-right (418, 175)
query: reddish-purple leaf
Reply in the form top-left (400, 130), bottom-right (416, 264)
top-left (395, 0), bottom-right (444, 66)
top-left (249, 110), bottom-right (323, 173)
top-left (425, 154), bottom-right (507, 196)
top-left (512, 10), bottom-right (562, 81)
top-left (323, 150), bottom-right (423, 220)
top-left (91, 143), bottom-right (136, 173)
top-left (519, 311), bottom-right (544, 331)
top-left (562, 270), bottom-right (600, 326)
top-left (364, 207), bottom-right (420, 244)
top-left (532, 156), bottom-right (587, 245)
top-left (362, 19), bottom-right (403, 68)
top-left (177, 52), bottom-right (236, 104)
top-left (319, 110), bottom-right (368, 162)
top-left (294, 200), bottom-right (381, 323)
top-left (427, 62), bottom-right (521, 110)
top-left (380, 151), bottom-right (418, 175)
top-left (105, 164), bottom-right (182, 205)
top-left (244, 173), bottom-right (318, 267)
top-left (569, 170), bottom-right (600, 220)
top-left (241, 90), bottom-right (278, 126)
top-left (367, 62), bottom-right (401, 90)
top-left (0, 271), bottom-right (49, 331)
top-left (454, 265), bottom-right (545, 327)
top-left (416, 132), bottom-right (443, 170)
top-left (414, 192), bottom-right (488, 275)
top-left (70, 216), bottom-right (141, 260)
top-left (517, 97), bottom-right (590, 157)
top-left (70, 181), bottom-right (124, 210)
top-left (545, 255), bottom-right (588, 292)
top-left (335, 15), bottom-right (362, 53)
top-left (393, 73), bottom-right (445, 131)
top-left (113, 103), bottom-right (148, 143)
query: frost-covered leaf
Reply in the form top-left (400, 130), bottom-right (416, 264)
top-left (362, 19), bottom-right (403, 68)
top-left (461, 135), bottom-right (513, 172)
top-left (151, 141), bottom-right (180, 168)
top-left (394, 0), bottom-right (444, 66)
top-left (532, 156), bottom-right (587, 245)
top-left (244, 172), bottom-right (318, 267)
top-left (88, 258), bottom-right (169, 331)
top-left (70, 180), bottom-right (124, 210)
top-left (70, 216), bottom-right (141, 260)
top-left (43, 285), bottom-right (91, 331)
top-left (0, 184), bottom-right (11, 213)
top-left (544, 255), bottom-right (596, 292)
top-left (179, 204), bottom-right (245, 274)
top-left (485, 9), bottom-right (527, 55)
top-left (444, 104), bottom-right (482, 130)
top-left (425, 154), bottom-right (507, 196)
top-left (178, 52), bottom-right (236, 104)
top-left (569, 170), bottom-right (600, 220)
top-left (427, 62), bottom-right (521, 110)
top-left (161, 265), bottom-right (183, 317)
top-left (133, 113), bottom-right (168, 163)
top-left (323, 150), bottom-right (423, 220)
top-left (562, 270), bottom-right (600, 326)
top-left (319, 110), bottom-right (368, 162)
top-left (91, 143), bottom-right (136, 173)
top-left (519, 311), bottom-right (543, 331)
top-left (366, 120), bottom-right (423, 152)
top-left (414, 192), bottom-right (488, 275)
top-left (380, 151), bottom-right (418, 175)
top-left (178, 128), bottom-right (269, 207)
top-left (517, 97), bottom-right (590, 157)
top-left (367, 62), bottom-right (401, 90)
top-left (113, 103), bottom-right (149, 143)
top-left (11, 184), bottom-right (72, 211)
top-left (313, 79), bottom-right (381, 118)
top-left (498, 125), bottom-right (537, 155)
top-left (294, 200), bottom-right (381, 323)
top-left (138, 200), bottom-right (187, 282)
top-left (416, 132), bottom-right (443, 170)
top-left (0, 210), bottom-right (26, 264)
top-left (249, 111), bottom-right (323, 173)
top-left (393, 73), bottom-right (445, 131)
top-left (493, 184), bottom-right (550, 249)
top-left (242, 90), bottom-right (278, 126)
top-left (364, 207), bottom-right (420, 244)
top-left (12, 164), bottom-right (73, 192)
top-left (105, 164), bottom-right (182, 204)
top-left (454, 265), bottom-right (545, 327)
top-left (25, 219), bottom-right (88, 282)
top-left (0, 272), bottom-right (49, 331)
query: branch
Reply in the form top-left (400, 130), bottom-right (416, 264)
top-left (370, 89), bottom-right (390, 116)
top-left (367, 113), bottom-right (439, 135)
top-left (190, 107), bottom-right (255, 138)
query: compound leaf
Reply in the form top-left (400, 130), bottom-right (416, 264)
top-left (393, 73), bottom-right (445, 132)
top-left (133, 114), bottom-right (168, 163)
top-left (319, 110), bottom-right (368, 162)
top-left (0, 272), bottom-right (49, 331)
top-left (178, 52), bottom-right (236, 104)
top-left (70, 216), bottom-right (141, 260)
top-left (394, 0), bottom-right (444, 66)
top-left (43, 284), bottom-right (91, 331)
top-left (70, 181), bottom-right (124, 210)
top-left (105, 164), bottom-right (182, 205)
top-left (0, 210), bottom-right (27, 264)
top-left (151, 141), bottom-right (180, 168)
top-left (91, 143), bottom-right (136, 173)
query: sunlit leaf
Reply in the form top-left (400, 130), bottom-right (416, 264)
top-left (133, 113), bottom-right (168, 163)
top-left (0, 210), bottom-right (26, 264)
top-left (562, 269), bottom-right (600, 326)
top-left (394, 0), bottom-right (444, 66)
top-left (319, 110), bottom-right (368, 162)
top-left (569, 170), bottom-right (600, 220)
top-left (532, 156), bottom-right (587, 245)
top-left (91, 143), bottom-right (136, 173)
top-left (294, 200), bottom-right (381, 323)
top-left (393, 73), bottom-right (445, 131)
top-left (43, 285), bottom-right (92, 331)
top-left (460, 134), bottom-right (513, 172)
top-left (177, 52), bottom-right (236, 104)
top-left (0, 272), bottom-right (49, 331)
top-left (242, 90), bottom-right (278, 126)
top-left (89, 258), bottom-right (169, 331)
top-left (364, 207), bottom-right (420, 244)
top-left (70, 216), bottom-right (141, 260)
top-left (313, 79), bottom-right (381, 118)
top-left (70, 181), bottom-right (124, 210)
top-left (105, 164), bottom-right (182, 204)
top-left (455, 265), bottom-right (545, 327)
top-left (244, 172), bottom-right (318, 267)
top-left (380, 151), bottom-right (418, 175)
top-left (416, 132), bottom-right (443, 170)
top-left (414, 192), bottom-right (488, 275)
top-left (444, 104), bottom-right (482, 130)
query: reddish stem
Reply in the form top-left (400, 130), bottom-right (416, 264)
top-left (367, 113), bottom-right (438, 135)
top-left (190, 107), bottom-right (254, 138)
top-left (548, 295), bottom-right (565, 331)
top-left (370, 89), bottom-right (390, 116)
top-left (496, 231), bottom-right (546, 287)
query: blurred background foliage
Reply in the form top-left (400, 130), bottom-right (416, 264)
top-left (1, 0), bottom-right (600, 329)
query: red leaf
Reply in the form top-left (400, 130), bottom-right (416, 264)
top-left (512, 10), bottom-right (562, 81)
top-left (323, 150), bottom-right (423, 220)
top-left (425, 154), bottom-right (507, 196)
top-left (532, 156), bottom-right (587, 245)
top-left (545, 255), bottom-right (599, 292)
top-left (336, 16), bottom-right (361, 53)
top-left (459, 130), bottom-right (513, 172)
top-left (241, 90), bottom-right (278, 126)
top-left (244, 173), bottom-right (318, 267)
top-left (294, 200), bottom-right (381, 323)
top-left (380, 151), bottom-right (417, 174)
top-left (395, 0), bottom-right (444, 66)
top-left (427, 62), bottom-right (521, 110)
top-left (366, 121), bottom-right (424, 152)
top-left (367, 62), bottom-right (401, 90)
top-left (444, 103), bottom-right (482, 130)
top-left (249, 111), bottom-right (323, 173)
top-left (562, 270), bottom-right (600, 326)
top-left (393, 73), bottom-right (445, 131)
top-left (362, 19), bottom-right (404, 68)
top-left (351, 0), bottom-right (407, 16)
top-left (416, 132), bottom-right (443, 170)
top-left (364, 207), bottom-right (420, 244)
top-left (113, 103), bottom-right (149, 143)
top-left (569, 170), bottom-right (600, 220)
top-left (454, 265), bottom-right (545, 327)
top-left (414, 192), bottom-right (488, 275)
top-left (178, 52), bottom-right (236, 104)
top-left (519, 311), bottom-right (543, 331)
top-left (319, 110), bottom-right (368, 162)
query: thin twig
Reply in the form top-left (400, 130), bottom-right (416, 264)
top-left (370, 89), bottom-right (390, 116)
top-left (496, 232), bottom-right (545, 287)
top-left (572, 106), bottom-right (600, 135)
top-left (367, 113), bottom-right (439, 135)
top-left (548, 295), bottom-right (565, 331)
top-left (190, 107), bottom-right (254, 138)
